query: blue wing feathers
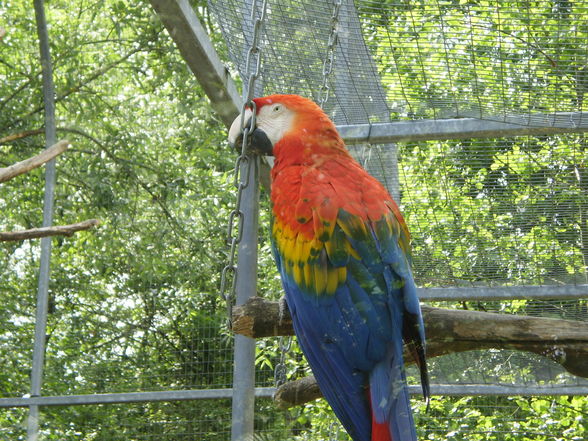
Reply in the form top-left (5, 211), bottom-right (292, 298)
top-left (284, 279), bottom-right (371, 441)
top-left (273, 208), bottom-right (427, 441)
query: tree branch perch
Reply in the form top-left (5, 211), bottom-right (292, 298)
top-left (0, 219), bottom-right (100, 242)
top-left (0, 139), bottom-right (69, 183)
top-left (233, 297), bottom-right (588, 408)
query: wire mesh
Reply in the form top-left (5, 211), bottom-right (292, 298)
top-left (0, 402), bottom-right (233, 441)
top-left (253, 394), bottom-right (588, 440)
top-left (397, 134), bottom-right (588, 287)
top-left (209, 0), bottom-right (588, 125)
top-left (207, 0), bottom-right (588, 438)
top-left (1, 0), bottom-right (587, 439)
top-left (209, 0), bottom-right (588, 287)
top-left (1, 1), bottom-right (239, 438)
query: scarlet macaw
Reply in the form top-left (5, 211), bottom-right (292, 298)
top-left (229, 94), bottom-right (429, 441)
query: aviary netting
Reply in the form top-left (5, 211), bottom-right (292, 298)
top-left (205, 0), bottom-right (588, 438)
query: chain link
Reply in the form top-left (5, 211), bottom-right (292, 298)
top-left (220, 0), bottom-right (268, 328)
top-left (244, 0), bottom-right (268, 105)
top-left (274, 335), bottom-right (292, 387)
top-left (318, 0), bottom-right (342, 108)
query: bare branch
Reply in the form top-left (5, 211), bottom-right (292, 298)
top-left (0, 139), bottom-right (69, 183)
top-left (0, 219), bottom-right (100, 242)
top-left (274, 375), bottom-right (321, 409)
top-left (0, 128), bottom-right (44, 144)
top-left (0, 28), bottom-right (5, 41)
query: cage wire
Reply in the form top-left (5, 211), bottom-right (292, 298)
top-left (251, 395), bottom-right (588, 441)
top-left (1, 1), bottom-right (239, 439)
top-left (2, 403), bottom-right (233, 441)
top-left (211, 0), bottom-right (588, 123)
top-left (1, 0), bottom-right (587, 439)
top-left (208, 0), bottom-right (588, 286)
top-left (207, 0), bottom-right (588, 438)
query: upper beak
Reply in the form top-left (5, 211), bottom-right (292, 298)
top-left (228, 109), bottom-right (274, 156)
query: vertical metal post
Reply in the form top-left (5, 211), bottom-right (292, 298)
top-left (230, 1), bottom-right (267, 438)
top-left (230, 156), bottom-right (259, 441)
top-left (28, 1), bottom-right (57, 439)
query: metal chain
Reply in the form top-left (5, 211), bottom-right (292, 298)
top-left (318, 0), bottom-right (343, 108)
top-left (273, 335), bottom-right (292, 387)
top-left (219, 0), bottom-right (268, 328)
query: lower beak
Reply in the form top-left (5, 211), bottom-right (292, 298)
top-left (228, 111), bottom-right (274, 156)
top-left (247, 125), bottom-right (274, 156)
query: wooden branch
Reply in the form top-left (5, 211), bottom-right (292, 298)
top-left (0, 28), bottom-right (6, 41)
top-left (0, 139), bottom-right (69, 183)
top-left (274, 375), bottom-right (321, 409)
top-left (0, 219), bottom-right (100, 242)
top-left (0, 129), bottom-right (45, 144)
top-left (233, 297), bottom-right (588, 407)
top-left (233, 296), bottom-right (294, 338)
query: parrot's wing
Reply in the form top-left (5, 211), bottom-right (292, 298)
top-left (274, 255), bottom-right (372, 440)
top-left (272, 202), bottom-right (428, 441)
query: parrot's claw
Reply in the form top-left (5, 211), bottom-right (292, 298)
top-left (278, 296), bottom-right (289, 325)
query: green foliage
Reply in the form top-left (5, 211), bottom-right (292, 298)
top-left (358, 0), bottom-right (588, 118)
top-left (1, 0), bottom-right (241, 438)
top-left (412, 396), bottom-right (588, 441)
top-left (399, 135), bottom-right (588, 286)
top-left (0, 0), bottom-right (586, 440)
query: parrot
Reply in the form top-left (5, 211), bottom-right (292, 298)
top-left (228, 94), bottom-right (429, 441)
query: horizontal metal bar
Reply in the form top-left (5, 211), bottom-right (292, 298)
top-left (254, 385), bottom-right (588, 397)
top-left (0, 388), bottom-right (275, 408)
top-left (2, 383), bottom-right (586, 409)
top-left (408, 384), bottom-right (588, 396)
top-left (256, 385), bottom-right (588, 397)
top-left (338, 113), bottom-right (588, 144)
top-left (417, 285), bottom-right (588, 301)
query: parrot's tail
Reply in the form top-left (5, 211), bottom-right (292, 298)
top-left (370, 410), bottom-right (393, 441)
top-left (369, 341), bottom-right (417, 441)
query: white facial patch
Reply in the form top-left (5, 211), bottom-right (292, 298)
top-left (255, 103), bottom-right (295, 147)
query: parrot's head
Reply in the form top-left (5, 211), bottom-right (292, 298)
top-left (228, 94), bottom-right (339, 157)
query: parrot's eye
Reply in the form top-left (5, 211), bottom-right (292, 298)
top-left (272, 104), bottom-right (283, 113)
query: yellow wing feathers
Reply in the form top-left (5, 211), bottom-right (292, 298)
top-left (273, 191), bottom-right (410, 298)
top-left (273, 220), bottom-right (347, 296)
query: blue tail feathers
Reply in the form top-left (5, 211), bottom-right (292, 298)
top-left (369, 340), bottom-right (417, 441)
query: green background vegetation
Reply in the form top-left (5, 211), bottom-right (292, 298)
top-left (0, 0), bottom-right (586, 439)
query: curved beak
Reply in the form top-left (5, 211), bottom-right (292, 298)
top-left (228, 109), bottom-right (274, 156)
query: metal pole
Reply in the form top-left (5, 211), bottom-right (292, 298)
top-left (230, 1), bottom-right (267, 437)
top-left (28, 1), bottom-right (57, 439)
top-left (230, 156), bottom-right (260, 441)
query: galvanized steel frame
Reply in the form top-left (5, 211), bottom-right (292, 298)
top-left (2, 384), bottom-right (587, 409)
top-left (28, 1), bottom-right (58, 440)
